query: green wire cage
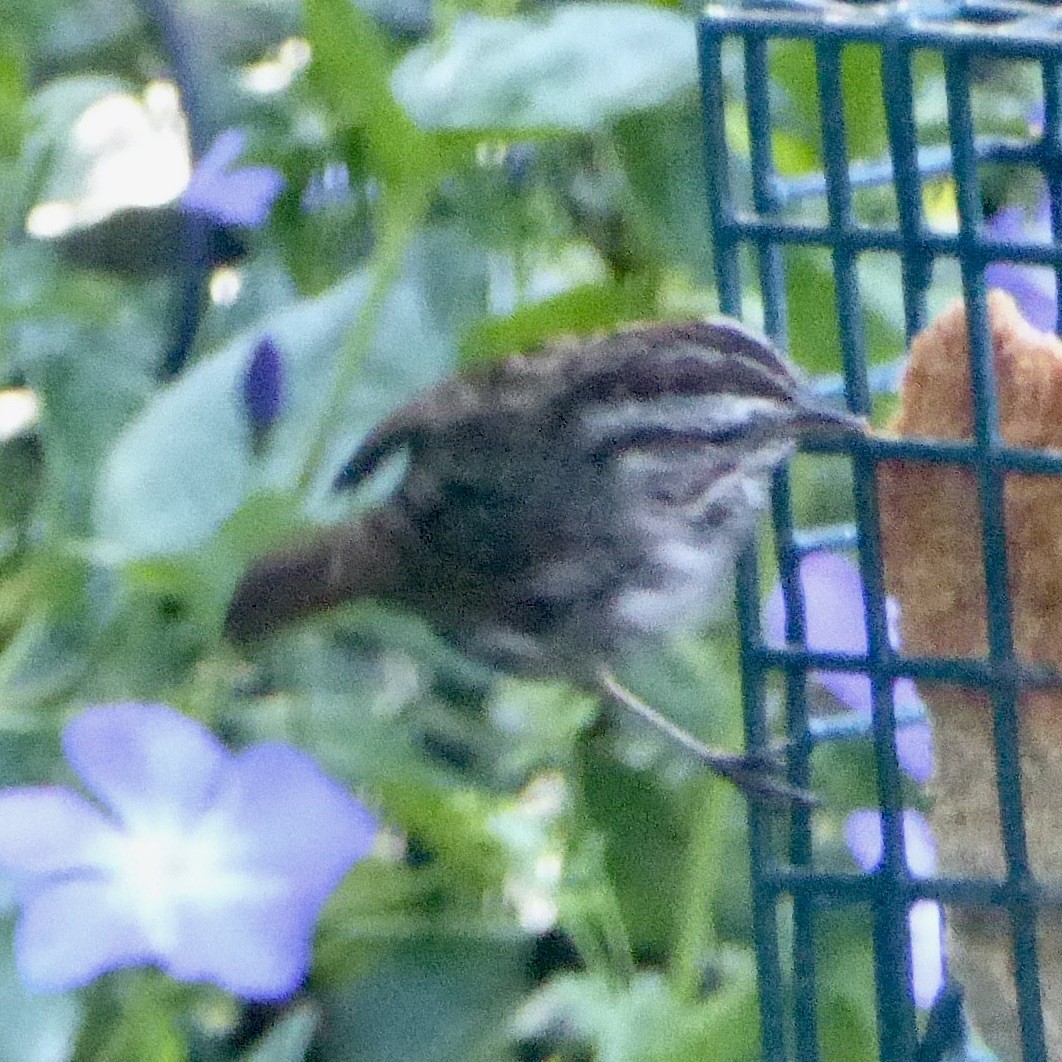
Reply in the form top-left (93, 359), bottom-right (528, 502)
top-left (699, 2), bottom-right (1062, 1059)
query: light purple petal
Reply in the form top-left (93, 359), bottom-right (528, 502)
top-left (985, 202), bottom-right (1042, 244)
top-left (197, 169), bottom-right (286, 227)
top-left (16, 878), bottom-right (154, 991)
top-left (909, 899), bottom-right (945, 1009)
top-left (159, 745), bottom-right (375, 998)
top-left (162, 885), bottom-right (314, 1000)
top-left (899, 808), bottom-right (936, 876)
top-left (194, 129), bottom-right (247, 179)
top-left (763, 553), bottom-right (867, 652)
top-left (1030, 100), bottom-right (1045, 134)
top-left (764, 554), bottom-right (932, 781)
top-left (845, 808), bottom-right (884, 872)
top-left (884, 598), bottom-right (903, 650)
top-left (845, 808), bottom-right (936, 877)
top-left (986, 195), bottom-right (1058, 333)
top-left (181, 129), bottom-right (285, 228)
top-left (214, 743), bottom-right (377, 894)
top-left (0, 788), bottom-right (119, 876)
top-left (764, 553), bottom-right (873, 710)
top-left (986, 260), bottom-right (1057, 333)
top-left (845, 809), bottom-right (943, 1010)
top-left (63, 704), bottom-right (229, 828)
top-left (764, 552), bottom-right (906, 710)
top-left (7, 704), bottom-right (377, 1001)
top-left (897, 721), bottom-right (934, 784)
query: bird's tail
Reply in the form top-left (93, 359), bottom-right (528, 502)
top-left (224, 512), bottom-right (407, 643)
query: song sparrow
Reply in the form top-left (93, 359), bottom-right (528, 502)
top-left (225, 320), bottom-right (863, 800)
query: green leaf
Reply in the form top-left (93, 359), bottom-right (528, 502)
top-left (523, 965), bottom-right (760, 1062)
top-left (239, 1005), bottom-right (318, 1062)
top-left (459, 278), bottom-right (655, 366)
top-left (577, 741), bottom-right (690, 954)
top-left (392, 4), bottom-right (697, 132)
top-left (73, 971), bottom-right (186, 1062)
top-left (815, 912), bottom-right (879, 1062)
top-left (767, 41), bottom-right (822, 174)
top-left (375, 780), bottom-right (510, 893)
top-left (614, 98), bottom-right (713, 280)
top-left (314, 935), bottom-right (527, 1062)
top-left (575, 638), bottom-right (749, 956)
top-left (15, 294), bottom-right (159, 530)
top-left (0, 36), bottom-right (25, 163)
top-left (841, 44), bottom-right (888, 161)
top-left (819, 992), bottom-right (878, 1062)
top-left (785, 248), bottom-right (842, 374)
top-left (304, 0), bottom-right (443, 189)
top-left (0, 614), bottom-right (86, 722)
top-left (92, 253), bottom-right (456, 560)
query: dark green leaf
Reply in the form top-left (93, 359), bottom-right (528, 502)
top-left (314, 935), bottom-right (527, 1062)
top-left (239, 1006), bottom-right (318, 1062)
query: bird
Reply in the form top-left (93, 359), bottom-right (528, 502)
top-left (225, 319), bottom-right (863, 801)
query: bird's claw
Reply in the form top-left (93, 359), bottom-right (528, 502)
top-left (703, 746), bottom-right (817, 808)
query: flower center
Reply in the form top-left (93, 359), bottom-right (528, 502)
top-left (103, 814), bottom-right (251, 952)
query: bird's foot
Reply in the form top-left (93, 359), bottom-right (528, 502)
top-left (594, 669), bottom-right (815, 807)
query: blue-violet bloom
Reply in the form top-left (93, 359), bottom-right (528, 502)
top-left (763, 551), bottom-right (933, 783)
top-left (182, 129), bottom-right (286, 229)
top-left (984, 103), bottom-right (1057, 333)
top-left (301, 162), bottom-right (352, 213)
top-left (244, 335), bottom-right (285, 438)
top-left (846, 808), bottom-right (943, 1010)
top-left (986, 191), bottom-right (1057, 334)
top-left (0, 703), bottom-right (376, 1000)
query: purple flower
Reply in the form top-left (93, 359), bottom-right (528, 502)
top-left (181, 129), bottom-right (286, 228)
top-left (846, 808), bottom-right (943, 1010)
top-left (985, 194), bottom-right (1057, 333)
top-left (0, 704), bottom-right (376, 1000)
top-left (301, 162), bottom-right (352, 213)
top-left (244, 335), bottom-right (285, 439)
top-left (762, 552), bottom-right (933, 783)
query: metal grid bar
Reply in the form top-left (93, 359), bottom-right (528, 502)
top-left (1043, 61), bottom-right (1062, 302)
top-left (769, 870), bottom-right (1062, 908)
top-left (701, 32), bottom-right (792, 1056)
top-left (771, 470), bottom-right (820, 1061)
top-left (844, 42), bottom-right (919, 1062)
top-left (694, 219), bottom-right (1062, 263)
top-left (698, 1), bottom-right (1062, 1059)
top-left (943, 47), bottom-right (1046, 1055)
top-left (703, 1), bottom-right (1062, 52)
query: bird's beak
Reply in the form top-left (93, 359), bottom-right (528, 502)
top-left (792, 399), bottom-right (867, 446)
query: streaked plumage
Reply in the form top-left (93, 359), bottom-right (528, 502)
top-left (226, 319), bottom-right (862, 798)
